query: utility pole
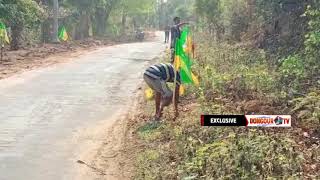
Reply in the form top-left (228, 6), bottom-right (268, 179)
top-left (52, 0), bottom-right (59, 43)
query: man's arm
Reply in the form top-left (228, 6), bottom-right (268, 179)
top-left (177, 22), bottom-right (189, 27)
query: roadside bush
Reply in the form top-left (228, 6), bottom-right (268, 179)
top-left (178, 129), bottom-right (304, 179)
top-left (279, 55), bottom-right (306, 91)
top-left (195, 42), bottom-right (276, 102)
top-left (134, 33), bottom-right (319, 180)
top-left (291, 91), bottom-right (320, 127)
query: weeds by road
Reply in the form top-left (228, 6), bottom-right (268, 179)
top-left (127, 36), bottom-right (320, 179)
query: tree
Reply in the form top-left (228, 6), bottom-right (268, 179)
top-left (122, 0), bottom-right (157, 29)
top-left (62, 0), bottom-right (119, 38)
top-left (0, 0), bottom-right (44, 50)
top-left (52, 0), bottom-right (59, 42)
top-left (93, 0), bottom-right (118, 36)
top-left (195, 0), bottom-right (223, 39)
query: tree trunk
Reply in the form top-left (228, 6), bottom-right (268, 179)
top-left (41, 19), bottom-right (51, 43)
top-left (132, 17), bottom-right (137, 30)
top-left (10, 25), bottom-right (23, 50)
top-left (76, 12), bottom-right (90, 40)
top-left (41, 0), bottom-right (50, 43)
top-left (94, 0), bottom-right (117, 37)
top-left (95, 8), bottom-right (107, 36)
top-left (121, 9), bottom-right (127, 34)
top-left (52, 0), bottom-right (59, 43)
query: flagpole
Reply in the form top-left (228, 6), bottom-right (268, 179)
top-left (173, 67), bottom-right (177, 111)
top-left (172, 41), bottom-right (178, 114)
top-left (172, 25), bottom-right (186, 114)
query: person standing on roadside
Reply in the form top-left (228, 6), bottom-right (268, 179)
top-left (170, 17), bottom-right (189, 63)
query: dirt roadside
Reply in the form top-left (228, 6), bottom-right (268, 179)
top-left (72, 84), bottom-right (148, 180)
top-left (0, 39), bottom-right (112, 80)
top-left (73, 56), bottom-right (165, 180)
top-left (0, 32), bottom-right (156, 80)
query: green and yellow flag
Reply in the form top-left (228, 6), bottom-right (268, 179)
top-left (0, 22), bottom-right (10, 44)
top-left (58, 26), bottom-right (69, 42)
top-left (174, 26), bottom-right (199, 86)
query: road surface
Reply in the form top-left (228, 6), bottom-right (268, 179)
top-left (0, 34), bottom-right (165, 180)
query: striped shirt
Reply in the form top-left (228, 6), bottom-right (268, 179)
top-left (144, 63), bottom-right (181, 84)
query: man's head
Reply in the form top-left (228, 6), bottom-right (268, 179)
top-left (173, 17), bottom-right (180, 25)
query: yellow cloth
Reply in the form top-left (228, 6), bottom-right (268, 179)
top-left (179, 85), bottom-right (185, 96)
top-left (191, 72), bottom-right (199, 86)
top-left (0, 29), bottom-right (10, 44)
top-left (145, 87), bottom-right (154, 100)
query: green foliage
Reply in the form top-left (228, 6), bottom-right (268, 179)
top-left (303, 5), bottom-right (320, 77)
top-left (155, 0), bottom-right (195, 29)
top-left (195, 0), bottom-right (221, 22)
top-left (0, 0), bottom-right (44, 26)
top-left (279, 55), bottom-right (306, 90)
top-left (122, 0), bottom-right (156, 16)
top-left (276, 4), bottom-right (320, 91)
top-left (291, 91), bottom-right (320, 126)
top-left (180, 130), bottom-right (303, 179)
top-left (120, 0), bottom-right (157, 28)
top-left (0, 0), bottom-right (44, 48)
top-left (195, 41), bottom-right (275, 101)
top-left (137, 122), bottom-right (163, 141)
top-left (304, 5), bottom-right (320, 51)
top-left (136, 149), bottom-right (162, 180)
top-left (279, 55), bottom-right (305, 79)
top-left (134, 3), bottom-right (319, 179)
top-left (134, 112), bottom-right (306, 179)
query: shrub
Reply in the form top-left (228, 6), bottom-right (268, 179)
top-left (291, 91), bottom-right (320, 127)
top-left (279, 55), bottom-right (306, 90)
top-left (179, 129), bottom-right (304, 179)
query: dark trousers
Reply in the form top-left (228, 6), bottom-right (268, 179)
top-left (170, 48), bottom-right (175, 63)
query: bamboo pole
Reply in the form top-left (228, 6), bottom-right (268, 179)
top-left (172, 40), bottom-right (178, 112)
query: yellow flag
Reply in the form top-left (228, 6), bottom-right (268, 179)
top-left (0, 28), bottom-right (10, 44)
top-left (58, 26), bottom-right (69, 42)
top-left (179, 85), bottom-right (185, 96)
top-left (174, 55), bottom-right (181, 70)
top-left (191, 72), bottom-right (199, 86)
top-left (184, 36), bottom-right (192, 55)
top-left (145, 87), bottom-right (154, 100)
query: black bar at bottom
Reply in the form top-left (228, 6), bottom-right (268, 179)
top-left (201, 115), bottom-right (247, 126)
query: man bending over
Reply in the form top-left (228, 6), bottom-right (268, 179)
top-left (143, 63), bottom-right (180, 120)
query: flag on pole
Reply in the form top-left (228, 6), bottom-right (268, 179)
top-left (174, 26), bottom-right (199, 85)
top-left (58, 26), bottom-right (69, 42)
top-left (0, 22), bottom-right (10, 44)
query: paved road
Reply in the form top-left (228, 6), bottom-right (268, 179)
top-left (0, 34), bottom-right (165, 180)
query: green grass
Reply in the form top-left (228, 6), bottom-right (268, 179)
top-left (133, 40), bottom-right (319, 179)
